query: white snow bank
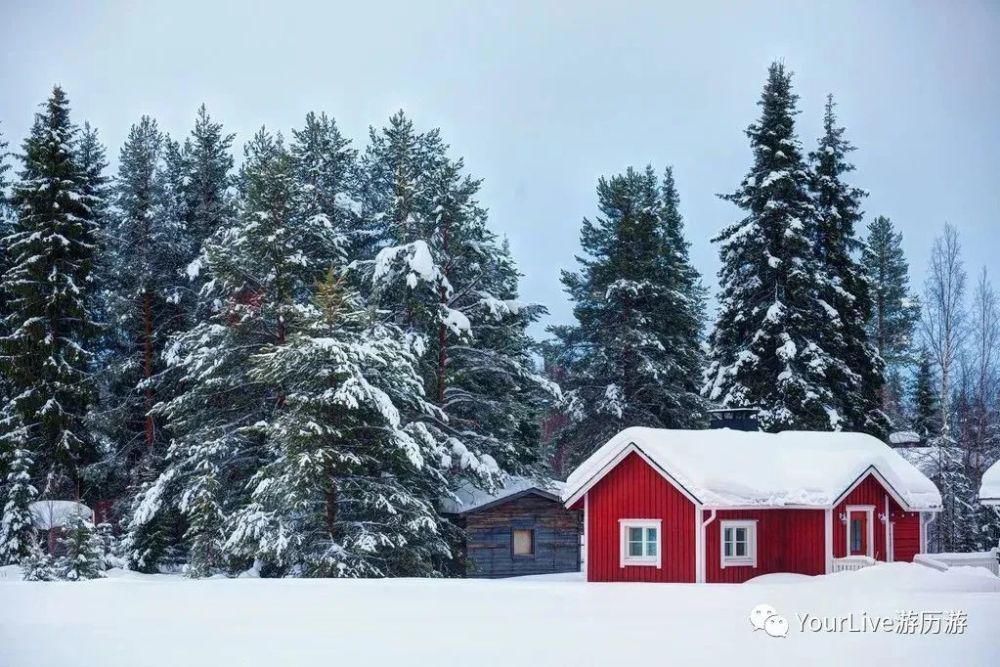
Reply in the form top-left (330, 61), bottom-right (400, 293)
top-left (1, 565), bottom-right (998, 666)
top-left (440, 477), bottom-right (564, 514)
top-left (980, 458), bottom-right (1000, 504)
top-left (29, 500), bottom-right (94, 530)
top-left (746, 562), bottom-right (1000, 592)
top-left (564, 427), bottom-right (942, 510)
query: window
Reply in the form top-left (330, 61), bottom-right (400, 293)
top-left (512, 529), bottom-right (534, 557)
top-left (850, 518), bottom-right (863, 553)
top-left (721, 520), bottom-right (757, 568)
top-left (619, 519), bottom-right (661, 567)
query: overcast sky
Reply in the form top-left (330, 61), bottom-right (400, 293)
top-left (2, 1), bottom-right (998, 336)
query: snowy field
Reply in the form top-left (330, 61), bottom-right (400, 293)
top-left (1, 563), bottom-right (999, 666)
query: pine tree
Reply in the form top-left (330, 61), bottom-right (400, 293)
top-left (0, 123), bottom-right (12, 494)
top-left (808, 96), bottom-right (887, 436)
top-left (136, 128), bottom-right (343, 576)
top-left (0, 86), bottom-right (100, 497)
top-left (658, 167), bottom-right (709, 424)
top-left (290, 111), bottom-right (359, 249)
top-left (0, 121), bottom-right (11, 229)
top-left (552, 166), bottom-right (706, 465)
top-left (703, 63), bottom-right (835, 431)
top-left (98, 119), bottom-right (196, 570)
top-left (912, 350), bottom-right (942, 438)
top-left (0, 440), bottom-right (38, 564)
top-left (57, 511), bottom-right (104, 580)
top-left (103, 119), bottom-right (194, 466)
top-left (183, 105), bottom-right (235, 248)
top-left (862, 215), bottom-right (920, 415)
top-left (361, 112), bottom-right (554, 485)
top-left (225, 269), bottom-right (452, 576)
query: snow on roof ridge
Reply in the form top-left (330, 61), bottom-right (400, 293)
top-left (441, 476), bottom-right (565, 514)
top-left (563, 427), bottom-right (941, 510)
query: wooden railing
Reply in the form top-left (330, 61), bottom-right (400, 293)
top-left (831, 556), bottom-right (878, 573)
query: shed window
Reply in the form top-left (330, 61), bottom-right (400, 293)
top-left (512, 529), bottom-right (534, 556)
top-left (619, 519), bottom-right (661, 568)
top-left (721, 520), bottom-right (757, 568)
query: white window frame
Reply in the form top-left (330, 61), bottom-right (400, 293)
top-left (619, 519), bottom-right (662, 568)
top-left (720, 520), bottom-right (758, 568)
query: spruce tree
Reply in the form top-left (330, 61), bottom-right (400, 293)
top-left (57, 511), bottom-right (104, 580)
top-left (862, 215), bottom-right (920, 414)
top-left (552, 166), bottom-right (706, 465)
top-left (912, 350), bottom-right (942, 438)
top-left (703, 63), bottom-right (835, 431)
top-left (0, 86), bottom-right (100, 497)
top-left (0, 439), bottom-right (38, 564)
top-left (808, 95), bottom-right (886, 436)
top-left (225, 269), bottom-right (452, 576)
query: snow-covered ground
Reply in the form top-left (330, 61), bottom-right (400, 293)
top-left (1, 564), bottom-right (998, 666)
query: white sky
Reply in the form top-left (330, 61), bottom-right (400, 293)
top-left (2, 1), bottom-right (998, 336)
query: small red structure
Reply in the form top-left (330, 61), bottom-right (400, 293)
top-left (563, 428), bottom-right (942, 583)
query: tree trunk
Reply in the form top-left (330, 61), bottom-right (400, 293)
top-left (143, 290), bottom-right (155, 454)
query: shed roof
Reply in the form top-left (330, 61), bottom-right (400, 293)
top-left (563, 427), bottom-right (941, 511)
top-left (29, 500), bottom-right (94, 530)
top-left (889, 430), bottom-right (922, 446)
top-left (981, 459), bottom-right (1000, 505)
top-left (441, 477), bottom-right (564, 515)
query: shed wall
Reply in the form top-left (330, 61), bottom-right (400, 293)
top-left (463, 495), bottom-right (581, 578)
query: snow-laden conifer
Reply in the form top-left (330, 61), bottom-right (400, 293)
top-left (703, 63), bottom-right (836, 431)
top-left (0, 86), bottom-right (100, 496)
top-left (552, 166), bottom-right (706, 466)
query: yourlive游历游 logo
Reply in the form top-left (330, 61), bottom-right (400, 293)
top-left (749, 603), bottom-right (788, 638)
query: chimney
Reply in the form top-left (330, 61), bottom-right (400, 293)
top-left (708, 408), bottom-right (759, 431)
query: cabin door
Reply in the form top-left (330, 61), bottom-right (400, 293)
top-left (848, 509), bottom-right (870, 557)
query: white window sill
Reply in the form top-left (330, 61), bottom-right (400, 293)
top-left (721, 559), bottom-right (756, 568)
top-left (621, 558), bottom-right (660, 567)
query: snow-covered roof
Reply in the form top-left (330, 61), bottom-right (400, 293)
top-left (981, 459), bottom-right (1000, 505)
top-left (889, 430), bottom-right (922, 446)
top-left (563, 427), bottom-right (942, 511)
top-left (441, 477), bottom-right (564, 514)
top-left (29, 500), bottom-right (94, 530)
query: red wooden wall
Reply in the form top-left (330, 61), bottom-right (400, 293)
top-left (586, 452), bottom-right (696, 582)
top-left (582, 461), bottom-right (926, 583)
top-left (891, 510), bottom-right (921, 562)
top-left (704, 509), bottom-right (826, 583)
top-left (831, 473), bottom-right (921, 562)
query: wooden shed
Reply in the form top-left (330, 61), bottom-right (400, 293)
top-left (443, 478), bottom-right (582, 578)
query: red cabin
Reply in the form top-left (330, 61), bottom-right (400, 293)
top-left (562, 428), bottom-right (942, 583)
